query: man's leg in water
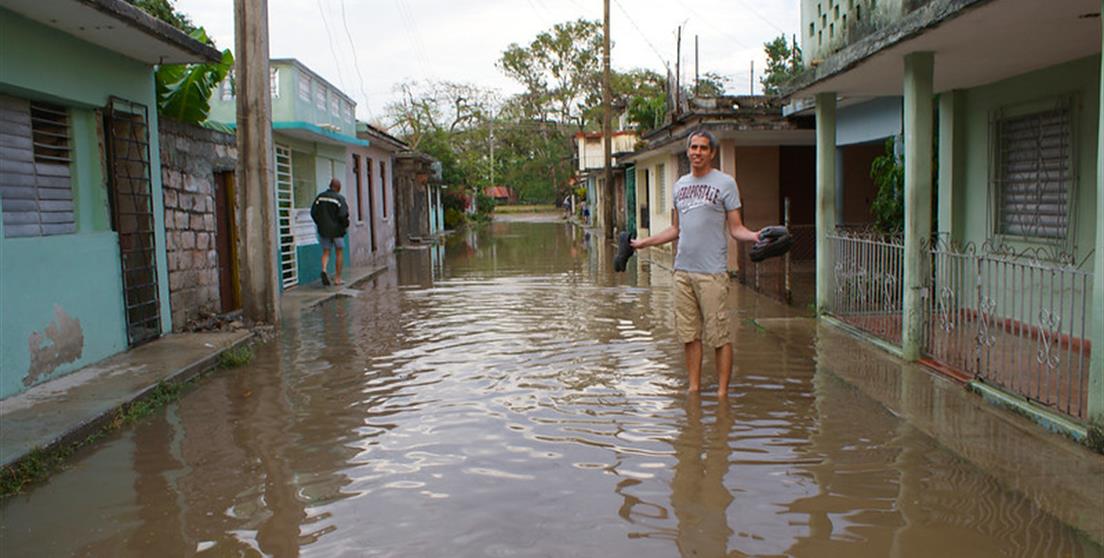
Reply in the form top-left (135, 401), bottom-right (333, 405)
top-left (716, 343), bottom-right (732, 396)
top-left (684, 339), bottom-right (704, 392)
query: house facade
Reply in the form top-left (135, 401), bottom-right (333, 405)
top-left (209, 59), bottom-right (372, 289)
top-left (0, 1), bottom-right (220, 399)
top-left (787, 0), bottom-right (1102, 428)
top-left (351, 122), bottom-right (405, 270)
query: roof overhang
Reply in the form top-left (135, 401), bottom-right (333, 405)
top-left (622, 127), bottom-right (815, 164)
top-left (3, 0), bottom-right (222, 64)
top-left (272, 122), bottom-right (368, 147)
top-left (787, 0), bottom-right (1101, 100)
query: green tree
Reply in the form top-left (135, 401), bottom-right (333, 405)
top-left (760, 35), bottom-right (803, 95)
top-left (498, 19), bottom-right (603, 128)
top-left (695, 72), bottom-right (728, 97)
top-left (155, 28), bottom-right (233, 125)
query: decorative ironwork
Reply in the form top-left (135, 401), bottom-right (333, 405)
top-left (1036, 310), bottom-right (1062, 370)
top-left (938, 287), bottom-right (956, 333)
top-left (975, 296), bottom-right (996, 350)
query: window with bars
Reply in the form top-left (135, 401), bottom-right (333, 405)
top-left (993, 99), bottom-right (1074, 241)
top-left (299, 76), bottom-right (311, 101)
top-left (380, 160), bottom-right (388, 217)
top-left (329, 92), bottom-right (340, 116)
top-left (270, 68), bottom-right (280, 98)
top-left (315, 87), bottom-right (327, 110)
top-left (0, 95), bottom-right (75, 237)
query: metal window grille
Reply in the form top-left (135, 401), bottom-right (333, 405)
top-left (270, 68), bottom-right (280, 99)
top-left (221, 70), bottom-right (235, 101)
top-left (105, 97), bottom-right (161, 346)
top-left (329, 93), bottom-right (340, 116)
top-left (275, 144), bottom-right (299, 289)
top-left (0, 95), bottom-right (75, 237)
top-left (315, 87), bottom-right (326, 110)
top-left (299, 75), bottom-right (311, 101)
top-left (994, 102), bottom-right (1074, 240)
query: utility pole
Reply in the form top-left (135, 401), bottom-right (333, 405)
top-left (489, 107), bottom-right (495, 188)
top-left (602, 0), bottom-right (614, 238)
top-left (234, 0), bottom-right (279, 324)
top-left (750, 60), bottom-right (755, 95)
top-left (675, 26), bottom-right (682, 113)
top-left (694, 35), bottom-right (699, 97)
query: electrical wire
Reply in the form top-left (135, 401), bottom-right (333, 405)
top-left (316, 0), bottom-right (349, 91)
top-left (338, 0), bottom-right (376, 122)
top-left (612, 0), bottom-right (670, 71)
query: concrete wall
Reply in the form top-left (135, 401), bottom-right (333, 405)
top-left (0, 8), bottom-right (168, 398)
top-left (801, 0), bottom-right (915, 63)
top-left (837, 97), bottom-right (902, 146)
top-left (159, 119), bottom-right (238, 330)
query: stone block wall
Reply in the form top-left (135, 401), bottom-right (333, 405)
top-left (158, 119), bottom-right (238, 331)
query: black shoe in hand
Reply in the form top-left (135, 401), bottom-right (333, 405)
top-left (614, 231), bottom-right (635, 272)
top-left (749, 226), bottom-right (794, 262)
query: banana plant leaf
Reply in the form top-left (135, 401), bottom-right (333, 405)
top-left (155, 28), bottom-right (233, 125)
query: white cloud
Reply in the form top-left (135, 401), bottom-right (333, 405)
top-left (174, 0), bottom-right (800, 126)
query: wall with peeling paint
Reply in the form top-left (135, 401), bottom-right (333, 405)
top-left (0, 8), bottom-right (171, 399)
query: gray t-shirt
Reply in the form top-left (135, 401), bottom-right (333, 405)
top-left (673, 169), bottom-right (741, 274)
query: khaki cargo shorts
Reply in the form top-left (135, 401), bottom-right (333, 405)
top-left (673, 270), bottom-right (731, 348)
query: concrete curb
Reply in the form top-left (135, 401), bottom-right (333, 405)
top-left (1, 332), bottom-right (255, 471)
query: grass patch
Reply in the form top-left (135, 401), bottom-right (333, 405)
top-left (1085, 421), bottom-right (1104, 455)
top-left (218, 344), bottom-right (254, 368)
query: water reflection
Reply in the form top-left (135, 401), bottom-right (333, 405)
top-left (0, 219), bottom-right (1099, 557)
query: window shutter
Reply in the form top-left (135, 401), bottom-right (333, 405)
top-left (996, 105), bottom-right (1072, 240)
top-left (0, 95), bottom-right (75, 238)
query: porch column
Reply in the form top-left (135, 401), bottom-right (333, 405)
top-left (815, 92), bottom-right (838, 312)
top-left (902, 52), bottom-right (934, 361)
top-left (1089, 19), bottom-right (1104, 424)
top-left (937, 90), bottom-right (963, 243)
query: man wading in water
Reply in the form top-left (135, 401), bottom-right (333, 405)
top-left (630, 130), bottom-right (760, 395)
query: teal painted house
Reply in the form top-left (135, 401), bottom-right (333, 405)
top-left (787, 0), bottom-right (1103, 428)
top-left (208, 59), bottom-right (369, 289)
top-left (0, 1), bottom-right (221, 399)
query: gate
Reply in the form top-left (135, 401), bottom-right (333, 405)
top-left (922, 238), bottom-right (1093, 419)
top-left (274, 144), bottom-right (298, 289)
top-left (104, 97), bottom-right (161, 346)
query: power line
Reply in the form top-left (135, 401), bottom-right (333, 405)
top-left (729, 0), bottom-right (787, 34)
top-left (338, 0), bottom-right (376, 121)
top-left (611, 0), bottom-right (669, 71)
top-left (671, 0), bottom-right (752, 49)
top-left (316, 0), bottom-right (349, 91)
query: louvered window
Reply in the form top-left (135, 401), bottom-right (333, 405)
top-left (656, 163), bottom-right (666, 214)
top-left (0, 95), bottom-right (75, 238)
top-left (994, 101), bottom-right (1074, 240)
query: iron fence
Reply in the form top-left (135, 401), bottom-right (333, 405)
top-left (827, 228), bottom-right (905, 344)
top-left (922, 238), bottom-right (1093, 419)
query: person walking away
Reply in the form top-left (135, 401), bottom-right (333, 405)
top-left (311, 178), bottom-right (350, 286)
top-left (630, 130), bottom-right (760, 395)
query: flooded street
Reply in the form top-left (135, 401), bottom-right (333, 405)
top-left (1, 219), bottom-right (1100, 557)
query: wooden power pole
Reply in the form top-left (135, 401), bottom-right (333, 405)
top-left (234, 0), bottom-right (279, 324)
top-left (602, 0), bottom-right (614, 238)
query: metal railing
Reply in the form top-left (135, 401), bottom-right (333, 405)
top-left (827, 228), bottom-right (905, 344)
top-left (922, 238), bottom-right (1093, 419)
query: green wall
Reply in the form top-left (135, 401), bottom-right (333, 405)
top-left (0, 8), bottom-right (170, 398)
top-left (958, 55), bottom-right (1100, 262)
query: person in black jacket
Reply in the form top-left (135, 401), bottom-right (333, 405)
top-left (310, 178), bottom-right (350, 286)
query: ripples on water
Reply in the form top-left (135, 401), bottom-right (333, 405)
top-left (0, 222), bottom-right (1099, 557)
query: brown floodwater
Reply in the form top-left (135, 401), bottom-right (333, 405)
top-left (1, 220), bottom-right (1100, 557)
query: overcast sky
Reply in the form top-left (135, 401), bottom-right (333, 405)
top-left (175, 0), bottom-right (801, 127)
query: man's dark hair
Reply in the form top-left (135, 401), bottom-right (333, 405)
top-left (329, 178), bottom-right (342, 190)
top-left (686, 129), bottom-right (718, 152)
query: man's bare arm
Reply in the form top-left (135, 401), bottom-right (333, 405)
top-left (631, 211), bottom-right (679, 249)
top-left (726, 209), bottom-right (760, 243)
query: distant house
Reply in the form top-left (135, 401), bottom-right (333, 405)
top-left (351, 121), bottom-right (407, 269)
top-left (0, 1), bottom-right (221, 399)
top-left (575, 125), bottom-right (640, 232)
top-left (209, 58), bottom-right (372, 289)
top-left (484, 186), bottom-right (517, 204)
